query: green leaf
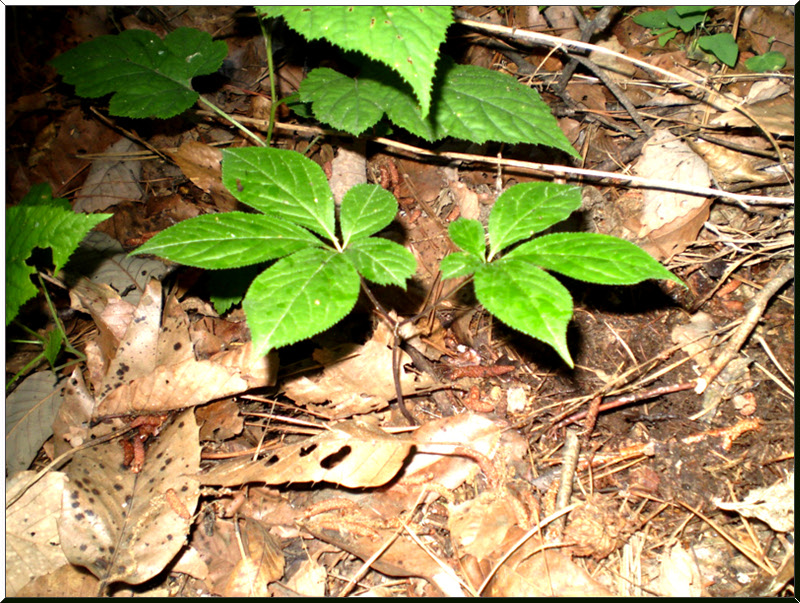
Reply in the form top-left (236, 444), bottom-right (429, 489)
top-left (244, 247), bottom-right (360, 356)
top-left (656, 28), bottom-right (679, 47)
top-left (448, 219), bottom-right (486, 259)
top-left (506, 232), bottom-right (684, 286)
top-left (746, 51), bottom-right (787, 73)
top-left (299, 67), bottom-right (394, 136)
top-left (7, 184), bottom-right (111, 325)
top-left (208, 265), bottom-right (264, 314)
top-left (43, 329), bottom-right (65, 368)
top-left (474, 259), bottom-right (574, 367)
top-left (632, 10), bottom-right (669, 30)
top-left (131, 212), bottom-right (321, 269)
top-left (50, 28), bottom-right (228, 119)
top-left (258, 6), bottom-right (453, 118)
top-left (301, 59), bottom-right (577, 154)
top-left (340, 183), bottom-right (399, 246)
top-left (222, 147), bottom-right (337, 242)
top-left (698, 33), bottom-right (739, 68)
top-left (344, 237), bottom-right (416, 287)
top-left (488, 183), bottom-right (582, 258)
top-left (440, 252), bottom-right (482, 280)
top-left (666, 6), bottom-right (710, 32)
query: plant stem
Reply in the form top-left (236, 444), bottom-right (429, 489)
top-left (197, 96), bottom-right (266, 147)
top-left (259, 17), bottom-right (279, 146)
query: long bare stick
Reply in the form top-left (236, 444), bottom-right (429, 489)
top-left (196, 111), bottom-right (792, 207)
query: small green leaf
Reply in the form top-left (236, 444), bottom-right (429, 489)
top-left (7, 184), bottom-right (111, 325)
top-left (258, 6), bottom-right (453, 118)
top-left (667, 6), bottom-right (710, 32)
top-left (632, 10), bottom-right (669, 29)
top-left (474, 259), bottom-right (574, 366)
top-left (507, 232), bottom-right (684, 286)
top-left (131, 212), bottom-right (321, 269)
top-left (448, 219), bottom-right (486, 259)
top-left (244, 247), bottom-right (360, 356)
top-left (222, 148), bottom-right (337, 243)
top-left (299, 67), bottom-right (393, 136)
top-left (656, 28), bottom-right (679, 47)
top-left (208, 265), bottom-right (264, 314)
top-left (488, 183), bottom-right (582, 258)
top-left (698, 33), bottom-right (739, 68)
top-left (344, 237), bottom-right (416, 287)
top-left (340, 184), bottom-right (399, 246)
top-left (50, 28), bottom-right (228, 119)
top-left (440, 252), bottom-right (482, 280)
top-left (746, 51), bottom-right (787, 72)
top-left (43, 329), bottom-right (65, 368)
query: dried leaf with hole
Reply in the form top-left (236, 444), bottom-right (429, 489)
top-left (58, 409), bottom-right (200, 586)
top-left (199, 418), bottom-right (414, 488)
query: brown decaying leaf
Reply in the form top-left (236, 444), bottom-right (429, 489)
top-left (283, 320), bottom-right (434, 419)
top-left (480, 530), bottom-right (613, 596)
top-left (196, 398), bottom-right (244, 441)
top-left (73, 138), bottom-right (144, 213)
top-left (688, 138), bottom-right (777, 184)
top-left (199, 418), bottom-right (414, 489)
top-left (169, 141), bottom-right (238, 210)
top-left (58, 409), bottom-right (201, 586)
top-left (222, 519), bottom-right (284, 597)
top-left (79, 280), bottom-right (276, 418)
top-left (6, 471), bottom-right (71, 596)
top-left (633, 130), bottom-right (712, 260)
top-left (16, 563), bottom-right (100, 598)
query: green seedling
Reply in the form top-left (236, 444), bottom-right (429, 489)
top-left (441, 182), bottom-right (683, 367)
top-left (633, 6), bottom-right (739, 68)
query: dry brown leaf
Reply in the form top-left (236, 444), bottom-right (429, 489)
top-left (482, 535), bottom-right (613, 596)
top-left (169, 141), bottom-right (239, 211)
top-left (221, 520), bottom-right (284, 597)
top-left (634, 130), bottom-right (712, 260)
top-left (283, 320), bottom-right (434, 419)
top-left (285, 558), bottom-right (327, 597)
top-left (448, 492), bottom-right (520, 558)
top-left (563, 493), bottom-right (631, 560)
top-left (329, 142), bottom-right (367, 204)
top-left (688, 138), bottom-right (777, 184)
top-left (58, 409), bottom-right (201, 586)
top-left (6, 471), bottom-right (71, 596)
top-left (196, 398), bottom-right (244, 441)
top-left (16, 563), bottom-right (100, 598)
top-left (73, 138), bottom-right (143, 212)
top-left (85, 280), bottom-right (276, 418)
top-left (653, 543), bottom-right (704, 597)
top-left (711, 96), bottom-right (794, 137)
top-left (199, 418), bottom-right (414, 488)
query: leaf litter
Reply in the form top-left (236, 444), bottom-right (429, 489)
top-left (6, 5), bottom-right (794, 598)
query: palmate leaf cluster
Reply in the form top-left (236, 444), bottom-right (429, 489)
top-left (441, 183), bottom-right (684, 366)
top-left (133, 149), bottom-right (416, 356)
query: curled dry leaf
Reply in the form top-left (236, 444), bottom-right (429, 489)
top-left (73, 138), bottom-right (143, 213)
top-left (58, 409), bottom-right (201, 587)
top-left (688, 138), bottom-right (777, 184)
top-left (283, 320), bottom-right (434, 419)
top-left (169, 141), bottom-right (238, 210)
top-left (78, 279), bottom-right (276, 418)
top-left (199, 418), bottom-right (414, 489)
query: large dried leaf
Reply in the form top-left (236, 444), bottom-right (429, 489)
top-left (199, 419), bottom-right (413, 488)
top-left (6, 370), bottom-right (65, 476)
top-left (59, 409), bottom-right (201, 586)
top-left (6, 471), bottom-right (70, 596)
top-left (91, 280), bottom-right (277, 417)
top-left (221, 519), bottom-right (284, 597)
top-left (633, 130), bottom-right (712, 260)
top-left (282, 320), bottom-right (434, 419)
top-left (73, 138), bottom-right (144, 212)
top-left (169, 141), bottom-right (237, 208)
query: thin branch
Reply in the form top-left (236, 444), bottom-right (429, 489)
top-left (196, 111), bottom-right (793, 207)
